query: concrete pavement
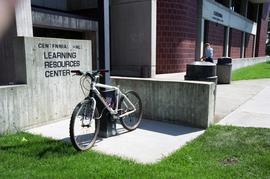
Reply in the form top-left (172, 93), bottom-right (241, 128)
top-left (27, 119), bottom-right (204, 163)
top-left (27, 78), bottom-right (270, 163)
top-left (218, 81), bottom-right (270, 128)
top-left (215, 79), bottom-right (270, 123)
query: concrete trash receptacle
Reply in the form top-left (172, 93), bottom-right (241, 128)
top-left (217, 57), bottom-right (232, 84)
top-left (184, 61), bottom-right (217, 84)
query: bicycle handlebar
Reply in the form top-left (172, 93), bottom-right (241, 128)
top-left (71, 70), bottom-right (83, 75)
top-left (71, 70), bottom-right (109, 80)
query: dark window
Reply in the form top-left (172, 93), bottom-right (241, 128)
top-left (247, 2), bottom-right (258, 22)
top-left (215, 0), bottom-right (228, 7)
top-left (33, 27), bottom-right (84, 39)
top-left (231, 0), bottom-right (241, 13)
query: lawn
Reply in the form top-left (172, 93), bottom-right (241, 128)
top-left (232, 61), bottom-right (270, 81)
top-left (1, 126), bottom-right (270, 178)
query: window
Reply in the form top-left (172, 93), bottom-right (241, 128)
top-left (231, 0), bottom-right (241, 14)
top-left (215, 0), bottom-right (228, 7)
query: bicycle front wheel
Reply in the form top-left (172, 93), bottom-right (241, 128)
top-left (119, 91), bottom-right (142, 131)
top-left (69, 99), bottom-right (100, 151)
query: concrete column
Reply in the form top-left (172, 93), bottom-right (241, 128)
top-left (195, 0), bottom-right (204, 61)
top-left (223, 0), bottom-right (232, 57)
top-left (240, 0), bottom-right (248, 58)
top-left (151, 0), bottom-right (157, 77)
top-left (98, 0), bottom-right (110, 84)
top-left (253, 4), bottom-right (260, 57)
top-left (110, 0), bottom-right (155, 78)
top-left (96, 27), bottom-right (100, 70)
top-left (15, 0), bottom-right (33, 37)
top-left (103, 0), bottom-right (110, 84)
top-left (224, 27), bottom-right (230, 57)
top-left (241, 33), bottom-right (246, 58)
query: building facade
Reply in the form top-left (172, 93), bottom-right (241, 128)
top-left (0, 0), bottom-right (269, 85)
top-left (111, 0), bottom-right (270, 77)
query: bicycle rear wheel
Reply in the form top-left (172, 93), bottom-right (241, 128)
top-left (119, 91), bottom-right (142, 131)
top-left (69, 99), bottom-right (100, 151)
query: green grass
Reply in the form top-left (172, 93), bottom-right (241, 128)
top-left (232, 61), bottom-right (270, 81)
top-left (1, 126), bottom-right (270, 178)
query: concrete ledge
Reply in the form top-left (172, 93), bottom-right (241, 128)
top-left (112, 77), bottom-right (216, 128)
top-left (232, 56), bottom-right (270, 70)
top-left (214, 56), bottom-right (270, 70)
top-left (0, 84), bottom-right (27, 89)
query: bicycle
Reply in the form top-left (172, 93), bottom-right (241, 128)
top-left (69, 70), bottom-right (143, 151)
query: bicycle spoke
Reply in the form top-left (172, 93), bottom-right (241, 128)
top-left (119, 91), bottom-right (142, 131)
top-left (70, 100), bottom-right (100, 151)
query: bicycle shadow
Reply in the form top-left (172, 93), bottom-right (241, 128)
top-left (94, 119), bottom-right (203, 141)
top-left (0, 133), bottom-right (77, 160)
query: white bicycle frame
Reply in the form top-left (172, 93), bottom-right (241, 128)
top-left (90, 81), bottom-right (136, 118)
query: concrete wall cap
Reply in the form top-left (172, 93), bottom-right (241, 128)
top-left (111, 76), bottom-right (215, 85)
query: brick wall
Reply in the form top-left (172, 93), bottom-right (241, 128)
top-left (229, 28), bottom-right (242, 58)
top-left (256, 17), bottom-right (268, 56)
top-left (156, 0), bottom-right (197, 74)
top-left (256, 4), bottom-right (269, 57)
top-left (245, 33), bottom-right (254, 58)
top-left (204, 21), bottom-right (224, 59)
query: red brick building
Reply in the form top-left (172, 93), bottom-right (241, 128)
top-left (111, 0), bottom-right (270, 77)
top-left (155, 0), bottom-right (269, 74)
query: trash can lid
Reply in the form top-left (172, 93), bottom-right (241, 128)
top-left (187, 61), bottom-right (216, 66)
top-left (217, 57), bottom-right (232, 64)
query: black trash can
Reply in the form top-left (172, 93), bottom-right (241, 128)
top-left (97, 89), bottom-right (117, 138)
top-left (184, 61), bottom-right (217, 84)
top-left (216, 57), bottom-right (232, 84)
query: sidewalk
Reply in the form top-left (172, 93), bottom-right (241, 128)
top-left (218, 80), bottom-right (270, 128)
top-left (215, 79), bottom-right (270, 123)
top-left (27, 119), bottom-right (204, 163)
top-left (27, 78), bottom-right (270, 163)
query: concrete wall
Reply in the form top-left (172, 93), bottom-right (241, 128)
top-left (110, 0), bottom-right (156, 78)
top-left (213, 56), bottom-right (270, 70)
top-left (112, 77), bottom-right (216, 128)
top-left (0, 37), bottom-right (92, 133)
top-left (231, 56), bottom-right (270, 70)
top-left (15, 0), bottom-right (33, 37)
top-left (0, 23), bottom-right (17, 85)
top-left (0, 0), bottom-right (32, 85)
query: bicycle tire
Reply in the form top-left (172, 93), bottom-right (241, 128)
top-left (119, 90), bottom-right (142, 131)
top-left (69, 99), bottom-right (100, 151)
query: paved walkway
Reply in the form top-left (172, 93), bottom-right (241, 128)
top-left (27, 78), bottom-right (270, 163)
top-left (27, 119), bottom-right (204, 163)
top-left (218, 79), bottom-right (270, 128)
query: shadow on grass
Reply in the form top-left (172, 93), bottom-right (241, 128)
top-left (0, 136), bottom-right (78, 160)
